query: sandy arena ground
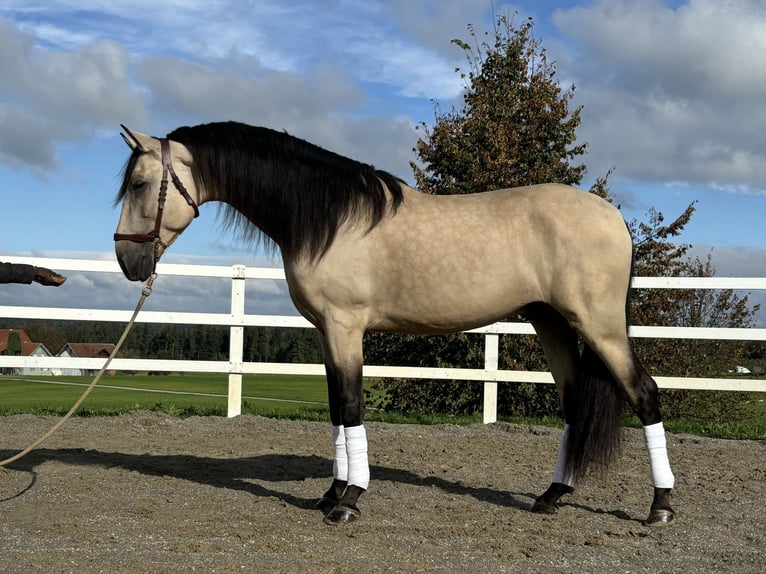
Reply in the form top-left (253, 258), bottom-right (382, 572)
top-left (1, 412), bottom-right (764, 573)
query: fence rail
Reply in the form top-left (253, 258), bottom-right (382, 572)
top-left (1, 256), bottom-right (764, 422)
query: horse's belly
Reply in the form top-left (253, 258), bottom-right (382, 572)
top-left (368, 276), bottom-right (536, 333)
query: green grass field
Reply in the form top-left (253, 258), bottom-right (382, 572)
top-left (0, 373), bottom-right (330, 419)
top-left (1, 373), bottom-right (764, 438)
top-left (0, 372), bottom-right (478, 424)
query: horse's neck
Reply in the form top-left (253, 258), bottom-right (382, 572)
top-left (219, 181), bottom-right (284, 224)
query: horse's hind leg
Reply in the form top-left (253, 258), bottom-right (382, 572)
top-left (530, 301), bottom-right (675, 525)
top-left (624, 353), bottom-right (676, 525)
top-left (585, 332), bottom-right (676, 525)
top-left (524, 304), bottom-right (580, 514)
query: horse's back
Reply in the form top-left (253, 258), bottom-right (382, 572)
top-left (392, 183), bottom-right (630, 266)
top-left (451, 183), bottom-right (622, 226)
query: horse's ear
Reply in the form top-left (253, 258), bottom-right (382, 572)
top-left (120, 125), bottom-right (157, 154)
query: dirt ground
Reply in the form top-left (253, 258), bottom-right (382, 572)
top-left (0, 412), bottom-right (763, 573)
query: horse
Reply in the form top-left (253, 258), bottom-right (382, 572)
top-left (113, 121), bottom-right (676, 527)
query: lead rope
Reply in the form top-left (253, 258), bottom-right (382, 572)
top-left (0, 273), bottom-right (158, 468)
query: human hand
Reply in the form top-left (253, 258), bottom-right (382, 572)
top-left (33, 267), bottom-right (67, 286)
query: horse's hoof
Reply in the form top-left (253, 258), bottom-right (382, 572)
top-left (530, 483), bottom-right (573, 514)
top-left (323, 504), bottom-right (361, 526)
top-left (645, 507), bottom-right (676, 526)
top-left (530, 498), bottom-right (559, 514)
top-left (315, 496), bottom-right (337, 514)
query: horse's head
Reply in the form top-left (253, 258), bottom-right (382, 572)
top-left (114, 126), bottom-right (200, 281)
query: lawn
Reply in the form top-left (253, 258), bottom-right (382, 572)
top-left (0, 372), bottom-right (330, 418)
top-left (1, 373), bottom-right (764, 438)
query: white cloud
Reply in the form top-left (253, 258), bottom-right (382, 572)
top-left (691, 244), bottom-right (766, 278)
top-left (134, 57), bottom-right (363, 123)
top-left (0, 19), bottom-right (144, 169)
top-left (128, 54), bottom-right (419, 177)
top-left (0, 1), bottom-right (456, 173)
top-left (557, 0), bottom-right (766, 100)
top-left (3, 0), bottom-right (468, 98)
top-left (553, 0), bottom-right (766, 192)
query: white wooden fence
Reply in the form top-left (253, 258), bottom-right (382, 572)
top-left (1, 256), bottom-right (765, 423)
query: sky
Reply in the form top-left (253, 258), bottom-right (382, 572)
top-left (1, 0), bottom-right (766, 322)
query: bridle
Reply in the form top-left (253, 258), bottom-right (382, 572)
top-left (113, 137), bottom-right (200, 260)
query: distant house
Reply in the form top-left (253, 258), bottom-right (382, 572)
top-left (0, 329), bottom-right (53, 376)
top-left (735, 366), bottom-right (752, 375)
top-left (57, 343), bottom-right (117, 376)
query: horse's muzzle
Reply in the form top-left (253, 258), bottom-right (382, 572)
top-left (115, 240), bottom-right (156, 282)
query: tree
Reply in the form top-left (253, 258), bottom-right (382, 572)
top-left (6, 331), bottom-right (22, 356)
top-left (412, 16), bottom-right (586, 194)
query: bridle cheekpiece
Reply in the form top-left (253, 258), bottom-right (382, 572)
top-left (113, 137), bottom-right (200, 261)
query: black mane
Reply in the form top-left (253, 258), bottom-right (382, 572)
top-left (165, 121), bottom-right (405, 259)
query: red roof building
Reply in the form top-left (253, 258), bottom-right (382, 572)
top-left (0, 329), bottom-right (52, 375)
top-left (57, 342), bottom-right (117, 376)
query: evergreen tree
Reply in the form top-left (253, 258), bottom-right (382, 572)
top-left (6, 331), bottom-right (22, 356)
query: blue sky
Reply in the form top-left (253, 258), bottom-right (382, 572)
top-left (1, 0), bottom-right (766, 318)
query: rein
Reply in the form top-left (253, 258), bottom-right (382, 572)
top-left (113, 138), bottom-right (200, 263)
top-left (0, 273), bottom-right (158, 468)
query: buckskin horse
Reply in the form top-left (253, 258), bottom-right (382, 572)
top-left (113, 121), bottom-right (676, 527)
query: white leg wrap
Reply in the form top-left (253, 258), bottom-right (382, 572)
top-left (551, 424), bottom-right (575, 487)
top-left (644, 422), bottom-right (675, 489)
top-left (345, 424), bottom-right (369, 490)
top-left (332, 425), bottom-right (347, 482)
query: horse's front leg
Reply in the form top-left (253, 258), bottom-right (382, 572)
top-left (316, 328), bottom-right (368, 526)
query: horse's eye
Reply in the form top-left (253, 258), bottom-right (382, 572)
top-left (131, 180), bottom-right (147, 193)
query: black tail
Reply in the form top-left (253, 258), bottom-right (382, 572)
top-left (563, 344), bottom-right (623, 482)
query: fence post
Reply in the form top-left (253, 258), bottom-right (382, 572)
top-left (483, 333), bottom-right (499, 424)
top-left (228, 265), bottom-right (246, 417)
